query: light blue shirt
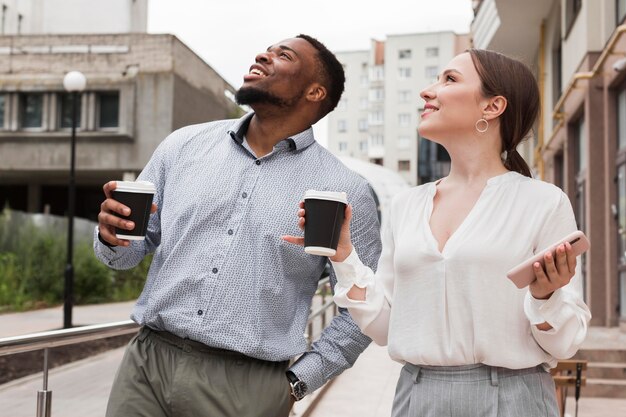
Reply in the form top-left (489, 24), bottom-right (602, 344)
top-left (94, 113), bottom-right (382, 392)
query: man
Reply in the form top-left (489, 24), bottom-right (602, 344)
top-left (95, 34), bottom-right (381, 417)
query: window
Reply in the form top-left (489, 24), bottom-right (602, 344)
top-left (418, 134), bottom-right (451, 184)
top-left (338, 142), bottom-right (348, 152)
top-left (97, 92), bottom-right (119, 128)
top-left (359, 140), bottom-right (368, 152)
top-left (398, 67), bottom-right (411, 78)
top-left (619, 0), bottom-right (626, 24)
top-left (360, 75), bottom-right (369, 86)
top-left (398, 135), bottom-right (411, 149)
top-left (337, 120), bottom-right (347, 133)
top-left (0, 94), bottom-right (4, 129)
top-left (370, 158), bottom-right (383, 165)
top-left (358, 119), bottom-right (368, 132)
top-left (359, 98), bottom-right (368, 109)
top-left (565, 0), bottom-right (582, 36)
top-left (398, 49), bottom-right (412, 59)
top-left (369, 111), bottom-right (384, 125)
top-left (574, 116), bottom-right (587, 299)
top-left (398, 160), bottom-right (410, 171)
top-left (552, 44), bottom-right (562, 112)
top-left (617, 85), bottom-right (626, 319)
top-left (369, 134), bottom-right (384, 146)
top-left (337, 97), bottom-right (347, 110)
top-left (425, 66), bottom-right (438, 79)
top-left (369, 88), bottom-right (384, 102)
top-left (370, 66), bottom-right (384, 81)
top-left (398, 113), bottom-right (411, 127)
top-left (20, 93), bottom-right (43, 128)
top-left (59, 93), bottom-right (82, 129)
top-left (426, 47), bottom-right (439, 57)
top-left (619, 88), bottom-right (626, 151)
top-left (398, 90), bottom-right (411, 103)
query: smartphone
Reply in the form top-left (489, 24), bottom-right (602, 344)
top-left (506, 231), bottom-right (590, 289)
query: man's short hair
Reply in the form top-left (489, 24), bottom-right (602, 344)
top-left (297, 34), bottom-right (345, 119)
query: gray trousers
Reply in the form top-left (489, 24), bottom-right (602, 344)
top-left (106, 327), bottom-right (292, 417)
top-left (392, 363), bottom-right (559, 417)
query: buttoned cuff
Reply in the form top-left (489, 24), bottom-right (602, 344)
top-left (330, 248), bottom-right (370, 288)
top-left (524, 289), bottom-right (566, 329)
top-left (288, 355), bottom-right (325, 395)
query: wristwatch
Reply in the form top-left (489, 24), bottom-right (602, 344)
top-left (286, 371), bottom-right (308, 401)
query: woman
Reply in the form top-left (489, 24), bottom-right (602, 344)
top-left (284, 49), bottom-right (591, 417)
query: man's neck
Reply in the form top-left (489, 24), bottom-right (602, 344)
top-left (245, 108), bottom-right (313, 158)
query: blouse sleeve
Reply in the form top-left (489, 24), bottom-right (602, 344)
top-left (331, 213), bottom-right (396, 346)
top-left (524, 190), bottom-right (592, 359)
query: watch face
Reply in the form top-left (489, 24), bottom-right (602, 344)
top-left (291, 380), bottom-right (307, 400)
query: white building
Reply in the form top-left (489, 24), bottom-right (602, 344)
top-left (0, 0), bottom-right (147, 35)
top-left (328, 31), bottom-right (470, 185)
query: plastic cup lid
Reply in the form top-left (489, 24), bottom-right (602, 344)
top-left (304, 190), bottom-right (348, 204)
top-left (115, 180), bottom-right (156, 194)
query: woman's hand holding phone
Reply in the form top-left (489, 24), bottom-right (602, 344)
top-left (528, 242), bottom-right (577, 300)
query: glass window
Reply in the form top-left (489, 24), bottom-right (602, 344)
top-left (59, 93), bottom-right (82, 129)
top-left (398, 90), bottom-right (411, 103)
top-left (369, 88), bottom-right (384, 102)
top-left (425, 66), bottom-right (439, 79)
top-left (370, 66), bottom-right (384, 81)
top-left (98, 92), bottom-right (119, 128)
top-left (565, 0), bottom-right (582, 35)
top-left (398, 135), bottom-right (411, 149)
top-left (576, 118), bottom-right (587, 172)
top-left (618, 88), bottom-right (626, 151)
top-left (337, 120), bottom-right (347, 133)
top-left (398, 160), bottom-right (410, 171)
top-left (359, 140), bottom-right (368, 152)
top-left (369, 111), bottom-right (384, 125)
top-left (398, 113), bottom-right (411, 127)
top-left (619, 0), bottom-right (626, 24)
top-left (337, 97), bottom-right (347, 110)
top-left (0, 94), bottom-right (4, 128)
top-left (358, 119), bottom-right (368, 132)
top-left (426, 47), bottom-right (439, 57)
top-left (398, 49), bottom-right (412, 59)
top-left (359, 98), bottom-right (368, 109)
top-left (618, 163), bottom-right (626, 267)
top-left (20, 93), bottom-right (43, 128)
top-left (398, 67), bottom-right (411, 78)
top-left (338, 142), bottom-right (348, 152)
top-left (369, 134), bottom-right (384, 146)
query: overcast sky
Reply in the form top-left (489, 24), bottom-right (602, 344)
top-left (147, 0), bottom-right (475, 146)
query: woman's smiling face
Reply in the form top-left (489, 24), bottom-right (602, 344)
top-left (418, 52), bottom-right (486, 142)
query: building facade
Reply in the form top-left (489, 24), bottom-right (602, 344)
top-left (328, 32), bottom-right (470, 185)
top-left (0, 33), bottom-right (240, 220)
top-left (472, 0), bottom-right (626, 330)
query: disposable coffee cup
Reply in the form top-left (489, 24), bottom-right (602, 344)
top-left (304, 190), bottom-right (348, 257)
top-left (112, 180), bottom-right (156, 241)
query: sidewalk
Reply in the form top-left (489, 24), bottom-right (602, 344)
top-left (1, 303), bottom-right (626, 417)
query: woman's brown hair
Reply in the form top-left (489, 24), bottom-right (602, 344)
top-left (467, 49), bottom-right (539, 178)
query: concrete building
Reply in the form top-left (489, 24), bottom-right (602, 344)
top-left (0, 0), bottom-right (148, 35)
top-left (328, 32), bottom-right (470, 185)
top-left (472, 0), bottom-right (626, 397)
top-left (0, 8), bottom-right (240, 221)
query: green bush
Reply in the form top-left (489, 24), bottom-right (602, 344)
top-left (0, 208), bottom-right (150, 312)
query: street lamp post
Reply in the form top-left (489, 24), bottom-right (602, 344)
top-left (62, 71), bottom-right (86, 329)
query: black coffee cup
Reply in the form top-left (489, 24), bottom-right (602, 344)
top-left (112, 180), bottom-right (156, 241)
top-left (304, 190), bottom-right (348, 257)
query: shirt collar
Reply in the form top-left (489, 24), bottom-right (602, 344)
top-left (227, 112), bottom-right (316, 152)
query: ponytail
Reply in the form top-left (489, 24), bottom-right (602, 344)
top-left (504, 149), bottom-right (532, 178)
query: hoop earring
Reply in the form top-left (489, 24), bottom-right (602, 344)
top-left (475, 116), bottom-right (489, 133)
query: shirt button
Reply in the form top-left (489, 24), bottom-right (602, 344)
top-left (242, 192), bottom-right (248, 198)
top-left (255, 160), bottom-right (261, 165)
top-left (212, 267), bottom-right (218, 274)
top-left (227, 229), bottom-right (234, 235)
top-left (197, 310), bottom-right (203, 316)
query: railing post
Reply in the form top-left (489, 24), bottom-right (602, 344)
top-left (36, 348), bottom-right (52, 417)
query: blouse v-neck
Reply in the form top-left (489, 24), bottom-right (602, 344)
top-left (426, 171), bottom-right (518, 257)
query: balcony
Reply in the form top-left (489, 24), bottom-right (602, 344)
top-left (471, 0), bottom-right (555, 62)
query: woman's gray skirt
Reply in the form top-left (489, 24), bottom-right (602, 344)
top-left (391, 363), bottom-right (559, 417)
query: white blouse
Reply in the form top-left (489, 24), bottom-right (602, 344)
top-left (332, 171), bottom-right (591, 369)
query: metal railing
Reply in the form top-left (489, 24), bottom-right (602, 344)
top-left (0, 277), bottom-right (337, 417)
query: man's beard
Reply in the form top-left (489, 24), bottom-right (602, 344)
top-left (235, 87), bottom-right (301, 108)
